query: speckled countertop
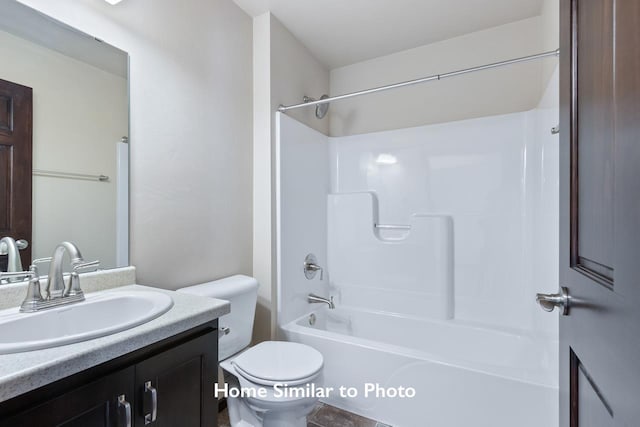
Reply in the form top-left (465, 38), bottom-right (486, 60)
top-left (0, 284), bottom-right (229, 402)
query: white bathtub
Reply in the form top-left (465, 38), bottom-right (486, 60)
top-left (282, 307), bottom-right (558, 427)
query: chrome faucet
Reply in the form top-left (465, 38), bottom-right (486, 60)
top-left (308, 293), bottom-right (335, 309)
top-left (0, 242), bottom-right (99, 312)
top-left (0, 237), bottom-right (23, 281)
top-left (46, 241), bottom-right (85, 299)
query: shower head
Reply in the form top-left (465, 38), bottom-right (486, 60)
top-left (303, 94), bottom-right (330, 119)
top-left (315, 95), bottom-right (330, 119)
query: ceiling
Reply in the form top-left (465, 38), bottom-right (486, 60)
top-left (0, 0), bottom-right (128, 78)
top-left (233, 0), bottom-right (544, 69)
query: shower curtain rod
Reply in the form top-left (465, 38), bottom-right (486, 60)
top-left (277, 49), bottom-right (559, 113)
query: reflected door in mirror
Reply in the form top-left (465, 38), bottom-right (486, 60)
top-left (0, 78), bottom-right (32, 271)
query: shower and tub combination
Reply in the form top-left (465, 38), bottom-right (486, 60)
top-left (275, 53), bottom-right (560, 427)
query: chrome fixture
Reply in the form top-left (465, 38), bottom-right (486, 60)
top-left (536, 287), bottom-right (571, 316)
top-left (144, 381), bottom-right (158, 425)
top-left (308, 293), bottom-right (335, 309)
top-left (374, 223), bottom-right (411, 231)
top-left (17, 260), bottom-right (48, 313)
top-left (2, 242), bottom-right (100, 312)
top-left (0, 251), bottom-right (99, 313)
top-left (18, 259), bottom-right (99, 313)
top-left (551, 125), bottom-right (560, 135)
top-left (0, 237), bottom-right (28, 255)
top-left (117, 394), bottom-right (132, 427)
top-left (0, 270), bottom-right (39, 291)
top-left (302, 95), bottom-right (330, 119)
top-left (279, 49), bottom-right (560, 113)
top-left (46, 242), bottom-right (85, 299)
top-left (33, 169), bottom-right (109, 182)
top-left (303, 254), bottom-right (324, 280)
top-left (0, 237), bottom-right (26, 281)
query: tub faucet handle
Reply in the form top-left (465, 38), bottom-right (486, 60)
top-left (304, 253), bottom-right (324, 280)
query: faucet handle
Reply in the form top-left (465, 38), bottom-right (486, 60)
top-left (31, 258), bottom-right (52, 277)
top-left (65, 272), bottom-right (84, 298)
top-left (0, 257), bottom-right (47, 281)
top-left (64, 260), bottom-right (98, 298)
top-left (19, 273), bottom-right (45, 312)
top-left (0, 256), bottom-right (50, 282)
top-left (72, 260), bottom-right (100, 272)
top-left (303, 254), bottom-right (324, 280)
top-left (0, 270), bottom-right (36, 281)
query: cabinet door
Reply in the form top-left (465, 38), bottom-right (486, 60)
top-left (1, 367), bottom-right (135, 427)
top-left (134, 331), bottom-right (217, 427)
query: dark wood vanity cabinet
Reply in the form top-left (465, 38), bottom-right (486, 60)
top-left (133, 330), bottom-right (217, 427)
top-left (0, 367), bottom-right (136, 427)
top-left (0, 322), bottom-right (218, 427)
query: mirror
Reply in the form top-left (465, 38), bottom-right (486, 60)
top-left (0, 0), bottom-right (129, 277)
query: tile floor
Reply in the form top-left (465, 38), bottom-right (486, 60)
top-left (218, 401), bottom-right (389, 427)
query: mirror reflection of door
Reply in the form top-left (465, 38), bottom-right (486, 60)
top-left (0, 78), bottom-right (32, 272)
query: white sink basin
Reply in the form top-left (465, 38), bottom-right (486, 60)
top-left (0, 290), bottom-right (173, 354)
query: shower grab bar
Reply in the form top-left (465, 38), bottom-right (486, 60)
top-left (374, 223), bottom-right (411, 231)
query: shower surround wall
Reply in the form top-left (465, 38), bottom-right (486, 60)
top-left (276, 70), bottom-right (559, 426)
top-left (275, 115), bottom-right (330, 326)
top-left (329, 111), bottom-right (552, 330)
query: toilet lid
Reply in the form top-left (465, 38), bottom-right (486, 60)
top-left (231, 341), bottom-right (323, 385)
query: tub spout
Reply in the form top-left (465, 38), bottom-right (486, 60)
top-left (308, 293), bottom-right (335, 309)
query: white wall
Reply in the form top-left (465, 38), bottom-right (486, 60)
top-left (539, 0), bottom-right (560, 107)
top-left (0, 29), bottom-right (127, 268)
top-left (16, 0), bottom-right (254, 288)
top-left (252, 13), bottom-right (273, 344)
top-left (253, 12), bottom-right (329, 342)
top-left (329, 15), bottom-right (557, 136)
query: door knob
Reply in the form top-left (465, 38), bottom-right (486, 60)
top-left (536, 287), bottom-right (570, 315)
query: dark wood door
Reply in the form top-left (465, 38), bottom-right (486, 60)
top-left (0, 367), bottom-right (135, 427)
top-left (0, 78), bottom-right (32, 270)
top-left (134, 331), bottom-right (217, 427)
top-left (558, 0), bottom-right (640, 426)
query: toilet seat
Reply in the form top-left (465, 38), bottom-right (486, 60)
top-left (234, 364), bottom-right (321, 387)
top-left (231, 341), bottom-right (323, 386)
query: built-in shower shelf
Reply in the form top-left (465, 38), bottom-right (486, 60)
top-left (328, 192), bottom-right (454, 320)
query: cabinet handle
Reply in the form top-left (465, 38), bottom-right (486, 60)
top-left (144, 381), bottom-right (158, 425)
top-left (117, 394), bottom-right (132, 427)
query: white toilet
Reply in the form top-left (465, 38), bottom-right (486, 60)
top-left (178, 275), bottom-right (324, 427)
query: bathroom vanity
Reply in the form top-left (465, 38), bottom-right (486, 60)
top-left (0, 284), bottom-right (229, 427)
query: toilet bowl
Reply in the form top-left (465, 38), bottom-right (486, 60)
top-left (221, 341), bottom-right (323, 427)
top-left (178, 276), bottom-right (323, 427)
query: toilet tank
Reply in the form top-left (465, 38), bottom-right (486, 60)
top-left (177, 275), bottom-right (259, 360)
